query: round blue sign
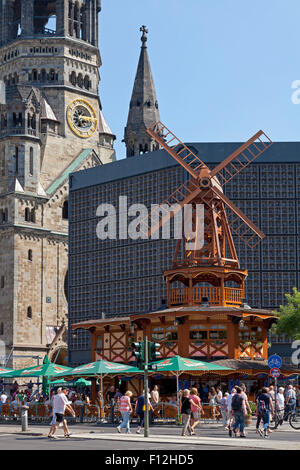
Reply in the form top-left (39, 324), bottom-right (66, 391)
top-left (268, 354), bottom-right (282, 369)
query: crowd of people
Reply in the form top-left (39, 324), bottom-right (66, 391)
top-left (110, 382), bottom-right (299, 439)
top-left (1, 378), bottom-right (299, 439)
top-left (0, 379), bottom-right (91, 416)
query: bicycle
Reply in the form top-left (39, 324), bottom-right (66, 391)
top-left (269, 406), bottom-right (300, 430)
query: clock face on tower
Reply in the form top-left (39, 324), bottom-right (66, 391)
top-left (67, 99), bottom-right (98, 138)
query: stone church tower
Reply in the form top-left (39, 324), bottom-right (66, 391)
top-left (0, 0), bottom-right (115, 368)
top-left (123, 26), bottom-right (161, 158)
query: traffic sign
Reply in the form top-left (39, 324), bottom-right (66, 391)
top-left (268, 354), bottom-right (282, 369)
top-left (270, 367), bottom-right (281, 378)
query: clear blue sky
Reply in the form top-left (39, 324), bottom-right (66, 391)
top-left (99, 0), bottom-right (300, 160)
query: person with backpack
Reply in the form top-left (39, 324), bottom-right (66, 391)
top-left (256, 387), bottom-right (274, 438)
top-left (231, 386), bottom-right (247, 438)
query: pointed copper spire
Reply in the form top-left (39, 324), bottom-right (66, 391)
top-left (123, 26), bottom-right (161, 158)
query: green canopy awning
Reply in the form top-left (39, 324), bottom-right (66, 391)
top-left (50, 378), bottom-right (92, 387)
top-left (54, 359), bottom-right (140, 379)
top-left (150, 356), bottom-right (234, 372)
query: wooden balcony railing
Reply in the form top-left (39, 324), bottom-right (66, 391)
top-left (169, 286), bottom-right (243, 307)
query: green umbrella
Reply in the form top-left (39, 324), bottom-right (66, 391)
top-left (74, 378), bottom-right (91, 387)
top-left (0, 367), bottom-right (14, 376)
top-left (4, 361), bottom-right (72, 379)
top-left (42, 355), bottom-right (50, 396)
top-left (50, 378), bottom-right (91, 387)
top-left (149, 356), bottom-right (233, 421)
top-left (54, 359), bottom-right (140, 418)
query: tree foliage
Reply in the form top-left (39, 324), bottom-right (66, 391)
top-left (273, 287), bottom-right (300, 340)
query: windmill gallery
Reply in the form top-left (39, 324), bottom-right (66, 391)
top-left (72, 121), bottom-right (299, 399)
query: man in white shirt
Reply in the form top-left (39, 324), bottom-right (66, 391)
top-left (48, 388), bottom-right (75, 439)
top-left (0, 391), bottom-right (7, 412)
top-left (1, 392), bottom-right (7, 404)
top-left (276, 387), bottom-right (285, 426)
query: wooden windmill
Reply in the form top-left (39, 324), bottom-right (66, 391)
top-left (142, 121), bottom-right (273, 308)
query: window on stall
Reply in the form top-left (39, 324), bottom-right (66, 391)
top-left (190, 325), bottom-right (208, 341)
top-left (209, 325), bottom-right (227, 344)
top-left (238, 325), bottom-right (250, 342)
top-left (250, 326), bottom-right (263, 342)
top-left (152, 327), bottom-right (164, 342)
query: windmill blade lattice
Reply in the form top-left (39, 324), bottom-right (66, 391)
top-left (147, 121), bottom-right (207, 179)
top-left (210, 130), bottom-right (272, 185)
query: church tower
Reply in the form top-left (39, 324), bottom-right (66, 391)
top-left (0, 0), bottom-right (115, 368)
top-left (124, 26), bottom-right (161, 158)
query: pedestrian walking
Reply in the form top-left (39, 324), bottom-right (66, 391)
top-left (117, 391), bottom-right (133, 434)
top-left (134, 390), bottom-right (153, 434)
top-left (48, 388), bottom-right (75, 439)
top-left (180, 389), bottom-right (202, 436)
top-left (285, 385), bottom-right (296, 418)
top-left (256, 387), bottom-right (274, 438)
top-left (220, 392), bottom-right (229, 429)
top-left (189, 387), bottom-right (203, 435)
top-left (226, 387), bottom-right (236, 436)
top-left (255, 388), bottom-right (263, 436)
top-left (231, 386), bottom-right (247, 438)
top-left (208, 387), bottom-right (219, 420)
top-left (150, 385), bottom-right (160, 422)
top-left (276, 387), bottom-right (285, 426)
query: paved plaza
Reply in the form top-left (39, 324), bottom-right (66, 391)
top-left (0, 422), bottom-right (299, 451)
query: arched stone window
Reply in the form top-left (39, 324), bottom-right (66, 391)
top-left (77, 73), bottom-right (83, 88)
top-left (0, 322), bottom-right (3, 335)
top-left (29, 147), bottom-right (34, 176)
top-left (32, 69), bottom-right (38, 81)
top-left (27, 306), bottom-right (32, 319)
top-left (1, 276), bottom-right (4, 288)
top-left (41, 69), bottom-right (47, 81)
top-left (84, 75), bottom-right (90, 90)
top-left (28, 249), bottom-right (33, 261)
top-left (62, 200), bottom-right (68, 220)
top-left (25, 207), bottom-right (31, 222)
top-left (49, 69), bottom-right (55, 81)
top-left (70, 71), bottom-right (76, 86)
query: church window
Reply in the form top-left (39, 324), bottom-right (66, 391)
top-left (41, 69), bottom-right (47, 81)
top-left (84, 75), bottom-right (90, 90)
top-left (28, 250), bottom-right (33, 261)
top-left (15, 146), bottom-right (19, 174)
top-left (13, 113), bottom-right (17, 127)
top-left (1, 276), bottom-right (4, 288)
top-left (25, 208), bottom-right (30, 222)
top-left (70, 71), bottom-right (76, 86)
top-left (27, 306), bottom-right (32, 319)
top-left (29, 147), bottom-right (34, 176)
top-left (62, 200), bottom-right (69, 220)
top-left (49, 69), bottom-right (55, 81)
top-left (18, 113), bottom-right (22, 126)
top-left (77, 73), bottom-right (83, 88)
top-left (0, 323), bottom-right (3, 335)
top-left (32, 69), bottom-right (38, 81)
top-left (31, 115), bottom-right (36, 130)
